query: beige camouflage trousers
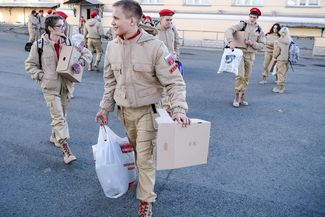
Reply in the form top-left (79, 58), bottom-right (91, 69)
top-left (262, 51), bottom-right (273, 77)
top-left (234, 51), bottom-right (255, 94)
top-left (43, 88), bottom-right (70, 147)
top-left (118, 105), bottom-right (157, 203)
top-left (276, 61), bottom-right (289, 86)
top-left (87, 38), bottom-right (102, 66)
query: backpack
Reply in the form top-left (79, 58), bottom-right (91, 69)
top-left (288, 41), bottom-right (300, 72)
top-left (36, 37), bottom-right (71, 69)
top-left (288, 41), bottom-right (299, 64)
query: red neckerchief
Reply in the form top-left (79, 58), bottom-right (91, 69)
top-left (49, 35), bottom-right (61, 59)
top-left (119, 29), bottom-right (140, 40)
top-left (54, 40), bottom-right (60, 59)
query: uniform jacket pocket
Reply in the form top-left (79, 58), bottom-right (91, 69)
top-left (133, 63), bottom-right (155, 81)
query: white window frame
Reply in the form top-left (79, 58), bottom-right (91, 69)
top-left (38, 0), bottom-right (55, 2)
top-left (287, 0), bottom-right (320, 7)
top-left (140, 0), bottom-right (164, 4)
top-left (232, 0), bottom-right (263, 6)
top-left (184, 0), bottom-right (211, 5)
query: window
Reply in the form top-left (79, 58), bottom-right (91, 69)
top-left (287, 0), bottom-right (320, 6)
top-left (232, 0), bottom-right (262, 6)
top-left (140, 0), bottom-right (163, 4)
top-left (184, 0), bottom-right (211, 5)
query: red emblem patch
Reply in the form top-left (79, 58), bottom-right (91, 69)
top-left (169, 63), bottom-right (178, 74)
top-left (164, 53), bottom-right (175, 66)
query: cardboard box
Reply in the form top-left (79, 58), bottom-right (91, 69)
top-left (155, 109), bottom-right (211, 170)
top-left (56, 46), bottom-right (83, 83)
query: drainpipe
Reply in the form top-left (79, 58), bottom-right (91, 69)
top-left (24, 8), bottom-right (26, 26)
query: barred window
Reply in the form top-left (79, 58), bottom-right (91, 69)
top-left (184, 0), bottom-right (211, 5)
top-left (287, 0), bottom-right (320, 6)
top-left (140, 0), bottom-right (164, 4)
top-left (232, 0), bottom-right (262, 6)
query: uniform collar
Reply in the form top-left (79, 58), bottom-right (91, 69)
top-left (44, 34), bottom-right (67, 46)
top-left (119, 29), bottom-right (141, 41)
top-left (115, 29), bottom-right (156, 45)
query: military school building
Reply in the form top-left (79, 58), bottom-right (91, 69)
top-left (0, 0), bottom-right (324, 56)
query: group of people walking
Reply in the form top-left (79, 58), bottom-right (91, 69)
top-left (259, 22), bottom-right (292, 95)
top-left (24, 1), bottom-right (294, 217)
top-left (225, 7), bottom-right (293, 107)
top-left (27, 9), bottom-right (56, 44)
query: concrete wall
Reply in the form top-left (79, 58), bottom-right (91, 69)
top-left (0, 8), bottom-right (30, 24)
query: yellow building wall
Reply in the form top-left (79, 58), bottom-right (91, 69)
top-left (1, 0), bottom-right (325, 55)
top-left (0, 8), bottom-right (52, 24)
top-left (313, 37), bottom-right (325, 56)
top-left (137, 0), bottom-right (325, 16)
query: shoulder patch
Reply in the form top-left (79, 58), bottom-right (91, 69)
top-left (164, 53), bottom-right (175, 66)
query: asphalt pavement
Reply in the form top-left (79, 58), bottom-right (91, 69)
top-left (0, 30), bottom-right (324, 217)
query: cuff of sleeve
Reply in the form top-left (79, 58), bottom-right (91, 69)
top-left (99, 107), bottom-right (109, 117)
top-left (171, 106), bottom-right (186, 115)
top-left (78, 58), bottom-right (86, 67)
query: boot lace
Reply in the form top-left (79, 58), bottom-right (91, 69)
top-left (62, 144), bottom-right (71, 156)
top-left (138, 201), bottom-right (150, 217)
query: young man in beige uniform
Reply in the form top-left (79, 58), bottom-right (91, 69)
top-left (95, 1), bottom-right (190, 216)
top-left (28, 10), bottom-right (40, 43)
top-left (84, 11), bottom-right (105, 71)
top-left (156, 9), bottom-right (180, 61)
top-left (38, 10), bottom-right (46, 37)
top-left (156, 9), bottom-right (181, 111)
top-left (226, 8), bottom-right (265, 107)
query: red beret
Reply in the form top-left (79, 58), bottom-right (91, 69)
top-left (47, 9), bottom-right (52, 14)
top-left (90, 11), bottom-right (97, 18)
top-left (55, 11), bottom-right (68, 20)
top-left (159, 9), bottom-right (175, 17)
top-left (250, 7), bottom-right (261, 16)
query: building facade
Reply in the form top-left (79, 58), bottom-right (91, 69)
top-left (0, 0), bottom-right (324, 55)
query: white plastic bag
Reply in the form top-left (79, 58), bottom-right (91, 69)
top-left (71, 34), bottom-right (85, 53)
top-left (71, 34), bottom-right (85, 48)
top-left (92, 126), bottom-right (136, 198)
top-left (93, 126), bottom-right (129, 198)
top-left (217, 48), bottom-right (243, 75)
